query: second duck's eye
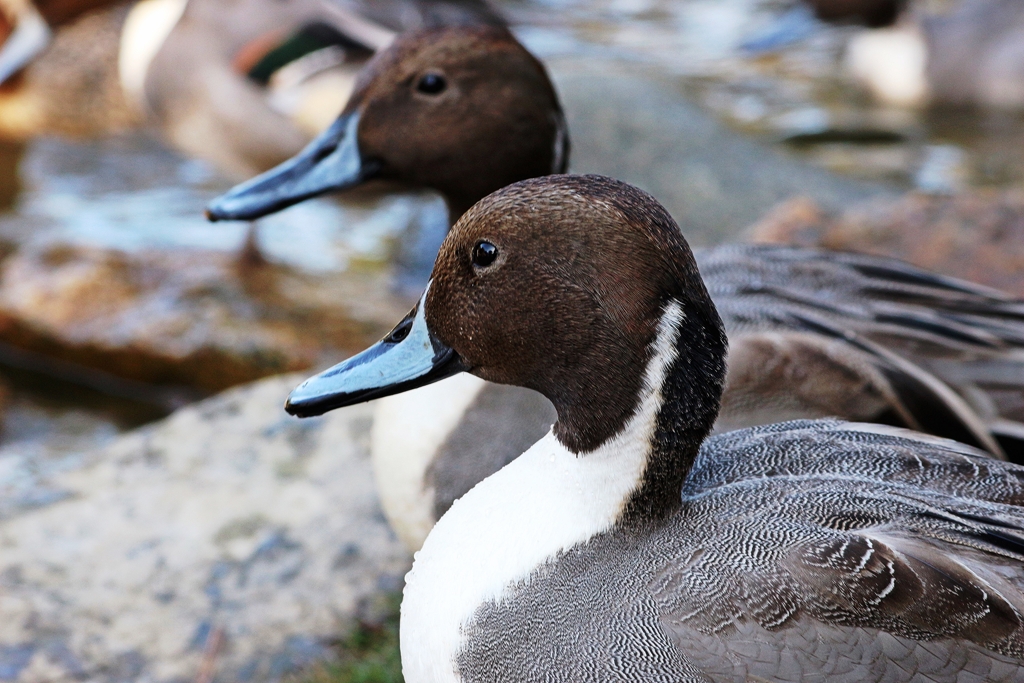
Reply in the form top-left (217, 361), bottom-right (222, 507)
top-left (416, 73), bottom-right (447, 95)
top-left (472, 241), bottom-right (498, 268)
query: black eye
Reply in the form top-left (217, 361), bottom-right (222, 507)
top-left (472, 241), bottom-right (498, 268)
top-left (416, 73), bottom-right (447, 95)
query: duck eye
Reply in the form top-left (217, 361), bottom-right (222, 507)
top-left (416, 73), bottom-right (447, 95)
top-left (472, 241), bottom-right (498, 268)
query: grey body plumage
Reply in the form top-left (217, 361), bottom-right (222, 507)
top-left (457, 419), bottom-right (1024, 683)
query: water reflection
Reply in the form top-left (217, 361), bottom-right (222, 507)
top-left (518, 0), bottom-right (1024, 191)
top-left (4, 134), bottom-right (448, 274)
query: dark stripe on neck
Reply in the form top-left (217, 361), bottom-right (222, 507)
top-left (620, 300), bottom-right (727, 528)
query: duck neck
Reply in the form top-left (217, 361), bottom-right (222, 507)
top-left (625, 298), bottom-right (725, 528)
top-left (561, 298), bottom-right (726, 531)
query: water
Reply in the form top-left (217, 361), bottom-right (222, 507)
top-left (4, 134), bottom-right (448, 273)
top-left (513, 0), bottom-right (1024, 192)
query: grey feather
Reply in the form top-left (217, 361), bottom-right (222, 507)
top-left (702, 244), bottom-right (1024, 459)
top-left (456, 420), bottom-right (1024, 682)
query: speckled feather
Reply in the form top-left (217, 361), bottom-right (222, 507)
top-left (457, 420), bottom-right (1024, 683)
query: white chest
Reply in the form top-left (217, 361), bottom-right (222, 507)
top-left (372, 374), bottom-right (488, 551)
top-left (399, 428), bottom-right (652, 683)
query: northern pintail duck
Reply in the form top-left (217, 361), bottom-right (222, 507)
top-left (0, 0), bottom-right (121, 84)
top-left (206, 24), bottom-right (1024, 545)
top-left (0, 0), bottom-right (497, 176)
top-left (286, 174), bottom-right (1024, 683)
top-left (847, 0), bottom-right (1024, 109)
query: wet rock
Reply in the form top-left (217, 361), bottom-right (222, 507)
top-left (747, 191), bottom-right (1024, 295)
top-left (0, 373), bottom-right (411, 683)
top-left (0, 242), bottom-right (410, 393)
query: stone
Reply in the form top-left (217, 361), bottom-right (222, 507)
top-left (0, 373), bottom-right (411, 683)
top-left (0, 242), bottom-right (411, 393)
top-left (746, 191), bottom-right (1024, 296)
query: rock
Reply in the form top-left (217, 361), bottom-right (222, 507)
top-left (0, 373), bottom-right (411, 683)
top-left (747, 191), bottom-right (1024, 295)
top-left (0, 242), bottom-right (411, 393)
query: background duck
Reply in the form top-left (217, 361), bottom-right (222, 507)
top-left (848, 0), bottom-right (1024, 109)
top-left (0, 0), bottom-right (121, 83)
top-left (0, 0), bottom-right (498, 177)
top-left (208, 24), bottom-right (1024, 550)
top-left (807, 0), bottom-right (907, 27)
top-left (284, 174), bottom-right (1024, 683)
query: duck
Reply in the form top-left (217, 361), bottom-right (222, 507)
top-left (285, 173), bottom-right (1024, 683)
top-left (805, 0), bottom-right (906, 27)
top-left (847, 0), bottom-right (1024, 109)
top-left (0, 0), bottom-right (498, 177)
top-left (206, 24), bottom-right (1024, 548)
top-left (0, 0), bottom-right (124, 84)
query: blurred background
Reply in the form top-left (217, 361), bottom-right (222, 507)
top-left (0, 0), bottom-right (1023, 681)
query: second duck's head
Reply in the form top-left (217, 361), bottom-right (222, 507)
top-left (207, 25), bottom-right (567, 223)
top-left (285, 174), bottom-right (727, 458)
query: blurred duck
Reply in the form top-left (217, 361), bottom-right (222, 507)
top-left (741, 0), bottom-right (906, 53)
top-left (806, 0), bottom-right (907, 27)
top-left (0, 0), bottom-right (120, 83)
top-left (0, 0), bottom-right (498, 177)
top-left (209, 25), bottom-right (1024, 550)
top-left (284, 174), bottom-right (1024, 683)
top-left (847, 0), bottom-right (1024, 109)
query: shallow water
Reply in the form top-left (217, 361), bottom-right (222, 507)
top-left (4, 135), bottom-right (448, 273)
top-left (1, 0), bottom-right (1022, 505)
top-left (515, 0), bottom-right (1024, 192)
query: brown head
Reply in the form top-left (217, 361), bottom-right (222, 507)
top-left (207, 25), bottom-right (567, 222)
top-left (285, 175), bottom-right (726, 471)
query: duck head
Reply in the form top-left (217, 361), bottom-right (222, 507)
top-left (286, 175), bottom-right (726, 456)
top-left (206, 25), bottom-right (567, 222)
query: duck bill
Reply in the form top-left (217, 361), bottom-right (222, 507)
top-left (206, 111), bottom-right (376, 221)
top-left (285, 287), bottom-right (466, 417)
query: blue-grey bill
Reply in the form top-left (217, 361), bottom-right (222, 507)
top-left (285, 286), bottom-right (466, 417)
top-left (206, 111), bottom-right (375, 222)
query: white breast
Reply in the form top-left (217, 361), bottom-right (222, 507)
top-left (371, 373), bottom-right (488, 551)
top-left (399, 303), bottom-right (684, 683)
top-left (119, 0), bottom-right (189, 111)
